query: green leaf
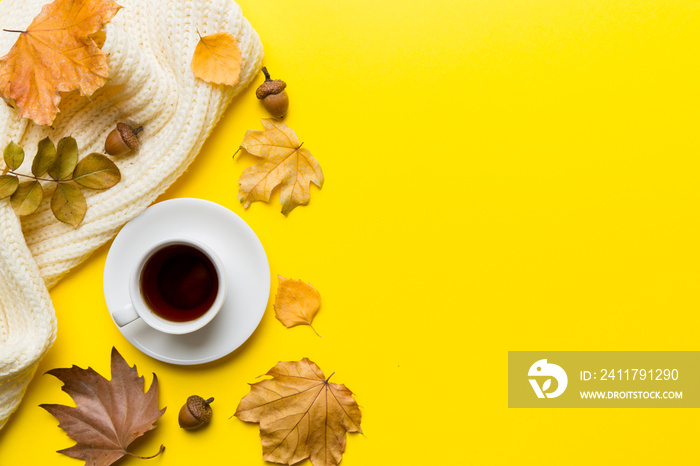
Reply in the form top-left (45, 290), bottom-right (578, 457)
top-left (0, 175), bottom-right (19, 199)
top-left (73, 153), bottom-right (121, 189)
top-left (51, 182), bottom-right (86, 227)
top-left (48, 137), bottom-right (78, 180)
top-left (32, 137), bottom-right (57, 177)
top-left (4, 141), bottom-right (24, 170)
top-left (11, 181), bottom-right (43, 216)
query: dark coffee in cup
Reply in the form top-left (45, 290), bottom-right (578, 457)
top-left (140, 243), bottom-right (219, 322)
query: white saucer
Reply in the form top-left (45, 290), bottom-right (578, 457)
top-left (103, 198), bottom-right (270, 365)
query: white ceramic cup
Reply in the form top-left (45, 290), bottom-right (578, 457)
top-left (112, 238), bottom-right (227, 334)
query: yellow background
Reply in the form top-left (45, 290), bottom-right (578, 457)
top-left (1, 0), bottom-right (700, 464)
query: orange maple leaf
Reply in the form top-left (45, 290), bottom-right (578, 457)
top-left (0, 0), bottom-right (121, 126)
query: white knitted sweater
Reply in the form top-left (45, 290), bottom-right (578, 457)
top-left (0, 0), bottom-right (263, 429)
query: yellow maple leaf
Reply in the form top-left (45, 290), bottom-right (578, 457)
top-left (190, 31), bottom-right (242, 86)
top-left (235, 359), bottom-right (362, 466)
top-left (238, 119), bottom-right (324, 215)
top-left (274, 275), bottom-right (321, 335)
top-left (0, 0), bottom-right (121, 126)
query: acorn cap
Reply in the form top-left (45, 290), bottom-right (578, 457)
top-left (188, 395), bottom-right (212, 421)
top-left (117, 122), bottom-right (141, 151)
top-left (256, 79), bottom-right (286, 99)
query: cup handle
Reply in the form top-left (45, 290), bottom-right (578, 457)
top-left (112, 303), bottom-right (140, 327)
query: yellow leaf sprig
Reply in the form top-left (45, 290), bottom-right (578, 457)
top-left (0, 138), bottom-right (121, 227)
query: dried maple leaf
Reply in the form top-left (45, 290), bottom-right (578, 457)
top-left (0, 0), bottom-right (121, 126)
top-left (274, 275), bottom-right (321, 335)
top-left (235, 359), bottom-right (362, 466)
top-left (238, 119), bottom-right (324, 215)
top-left (41, 347), bottom-right (165, 466)
top-left (191, 31), bottom-right (242, 86)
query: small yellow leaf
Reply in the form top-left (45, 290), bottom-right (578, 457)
top-left (0, 175), bottom-right (19, 199)
top-left (191, 32), bottom-right (242, 86)
top-left (32, 137), bottom-right (57, 177)
top-left (274, 276), bottom-right (321, 334)
top-left (73, 153), bottom-right (120, 189)
top-left (4, 141), bottom-right (24, 170)
top-left (48, 137), bottom-right (78, 181)
top-left (51, 182), bottom-right (86, 227)
top-left (11, 181), bottom-right (43, 216)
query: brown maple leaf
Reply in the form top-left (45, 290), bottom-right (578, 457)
top-left (0, 0), bottom-right (121, 126)
top-left (274, 275), bottom-right (321, 335)
top-left (237, 119), bottom-right (324, 215)
top-left (235, 359), bottom-right (362, 466)
top-left (41, 347), bottom-right (165, 466)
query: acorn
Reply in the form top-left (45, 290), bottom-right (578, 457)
top-left (256, 67), bottom-right (288, 119)
top-left (104, 122), bottom-right (142, 156)
top-left (178, 395), bottom-right (214, 430)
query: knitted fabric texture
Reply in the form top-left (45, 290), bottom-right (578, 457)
top-left (0, 0), bottom-right (263, 429)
